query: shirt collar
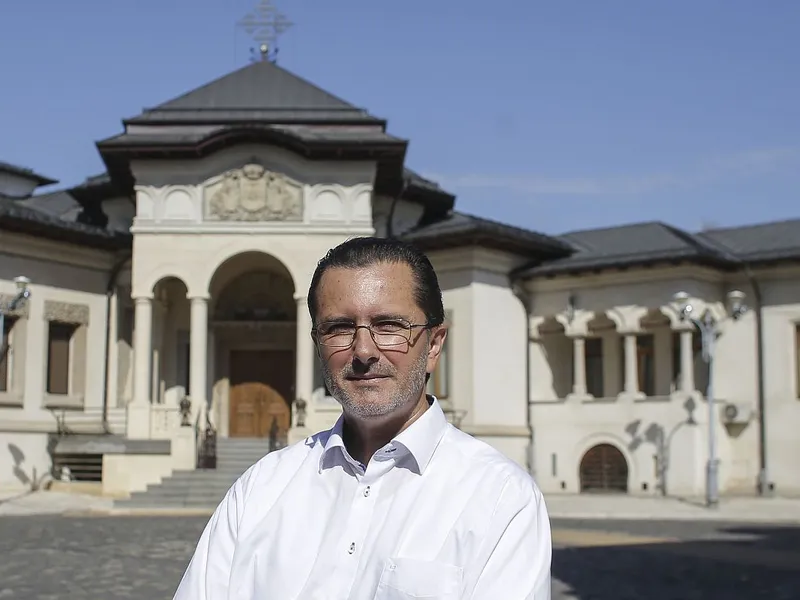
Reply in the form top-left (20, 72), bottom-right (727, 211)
top-left (319, 396), bottom-right (448, 475)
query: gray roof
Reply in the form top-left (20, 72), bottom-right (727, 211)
top-left (403, 211), bottom-right (572, 257)
top-left (516, 221), bottom-right (738, 277)
top-left (0, 160), bottom-right (57, 187)
top-left (0, 197), bottom-right (130, 250)
top-left (125, 60), bottom-right (382, 125)
top-left (14, 189), bottom-right (82, 221)
top-left (696, 219), bottom-right (800, 263)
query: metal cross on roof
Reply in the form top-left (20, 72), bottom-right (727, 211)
top-left (237, 0), bottom-right (294, 63)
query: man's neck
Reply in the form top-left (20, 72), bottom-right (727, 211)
top-left (343, 394), bottom-right (430, 466)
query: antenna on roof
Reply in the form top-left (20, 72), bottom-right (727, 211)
top-left (237, 0), bottom-right (293, 64)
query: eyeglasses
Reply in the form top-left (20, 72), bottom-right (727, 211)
top-left (314, 318), bottom-right (431, 348)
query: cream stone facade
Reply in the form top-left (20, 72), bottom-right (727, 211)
top-left (1, 61), bottom-right (799, 502)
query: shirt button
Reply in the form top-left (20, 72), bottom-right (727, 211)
top-left (363, 486), bottom-right (371, 497)
top-left (348, 542), bottom-right (356, 554)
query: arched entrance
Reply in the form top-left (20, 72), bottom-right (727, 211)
top-left (150, 276), bottom-right (190, 406)
top-left (209, 251), bottom-right (296, 442)
top-left (579, 443), bottom-right (629, 493)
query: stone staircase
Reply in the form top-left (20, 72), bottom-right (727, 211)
top-left (114, 438), bottom-right (271, 509)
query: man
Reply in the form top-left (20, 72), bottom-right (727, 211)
top-left (174, 237), bottom-right (552, 599)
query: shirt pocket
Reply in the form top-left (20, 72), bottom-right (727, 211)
top-left (374, 557), bottom-right (464, 599)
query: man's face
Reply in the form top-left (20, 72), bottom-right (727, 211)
top-left (313, 261), bottom-right (446, 420)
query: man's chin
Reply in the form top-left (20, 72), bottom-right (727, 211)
top-left (338, 387), bottom-right (400, 419)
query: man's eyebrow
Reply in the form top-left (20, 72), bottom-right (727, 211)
top-left (317, 316), bottom-right (353, 324)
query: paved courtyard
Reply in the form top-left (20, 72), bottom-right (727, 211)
top-left (0, 515), bottom-right (797, 599)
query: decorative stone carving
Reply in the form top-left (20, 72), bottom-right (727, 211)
top-left (205, 164), bottom-right (303, 222)
top-left (0, 294), bottom-right (29, 318)
top-left (44, 300), bottom-right (89, 325)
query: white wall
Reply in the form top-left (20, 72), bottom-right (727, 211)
top-left (431, 248), bottom-right (530, 468)
top-left (524, 264), bottom-right (800, 496)
top-left (0, 233), bottom-right (116, 491)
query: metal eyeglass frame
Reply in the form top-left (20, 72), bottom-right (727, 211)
top-left (313, 320), bottom-right (433, 348)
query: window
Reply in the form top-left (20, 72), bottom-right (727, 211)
top-left (47, 322), bottom-right (78, 395)
top-left (427, 311), bottom-right (452, 399)
top-left (0, 317), bottom-right (17, 392)
top-left (585, 337), bottom-right (604, 398)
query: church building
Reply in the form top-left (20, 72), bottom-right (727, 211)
top-left (2, 57), bottom-right (799, 504)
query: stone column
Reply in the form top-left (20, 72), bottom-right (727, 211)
top-left (127, 296), bottom-right (152, 439)
top-left (571, 336), bottom-right (587, 396)
top-left (294, 295), bottom-right (314, 408)
top-left (679, 328), bottom-right (695, 394)
top-left (623, 333), bottom-right (639, 394)
top-left (189, 296), bottom-right (209, 418)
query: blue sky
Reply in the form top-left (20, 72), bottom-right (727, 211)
top-left (2, 0), bottom-right (799, 234)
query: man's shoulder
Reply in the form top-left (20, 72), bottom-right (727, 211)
top-left (443, 425), bottom-right (538, 492)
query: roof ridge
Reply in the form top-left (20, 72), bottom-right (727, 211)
top-left (143, 61), bottom-right (366, 115)
top-left (655, 223), bottom-right (741, 262)
top-left (558, 219), bottom-right (663, 237)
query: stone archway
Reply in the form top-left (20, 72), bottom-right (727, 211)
top-left (150, 276), bottom-right (190, 406)
top-left (208, 251), bottom-right (297, 440)
top-left (579, 443), bottom-right (629, 493)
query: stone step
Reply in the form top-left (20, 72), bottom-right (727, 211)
top-left (216, 439), bottom-right (271, 447)
top-left (213, 463), bottom-right (261, 471)
top-left (144, 481), bottom-right (234, 494)
top-left (117, 498), bottom-right (219, 509)
top-left (112, 439), bottom-right (278, 510)
top-left (215, 453), bottom-right (267, 461)
top-left (127, 490), bottom-right (229, 503)
top-left (165, 470), bottom-right (246, 482)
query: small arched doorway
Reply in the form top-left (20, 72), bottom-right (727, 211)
top-left (579, 443), bottom-right (629, 493)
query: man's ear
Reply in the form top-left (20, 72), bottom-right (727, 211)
top-left (426, 324), bottom-right (448, 370)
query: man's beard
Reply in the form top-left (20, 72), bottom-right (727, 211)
top-left (321, 350), bottom-right (429, 419)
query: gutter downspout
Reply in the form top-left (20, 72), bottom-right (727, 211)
top-left (102, 252), bottom-right (132, 433)
top-left (743, 263), bottom-right (771, 495)
top-left (511, 276), bottom-right (535, 478)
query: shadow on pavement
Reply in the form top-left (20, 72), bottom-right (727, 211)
top-left (552, 524), bottom-right (800, 599)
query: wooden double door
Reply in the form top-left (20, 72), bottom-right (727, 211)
top-left (229, 350), bottom-right (294, 439)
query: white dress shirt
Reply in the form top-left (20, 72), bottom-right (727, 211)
top-left (174, 398), bottom-right (552, 599)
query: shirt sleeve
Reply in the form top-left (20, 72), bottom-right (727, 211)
top-left (468, 475), bottom-right (553, 600)
top-left (172, 472), bottom-right (248, 600)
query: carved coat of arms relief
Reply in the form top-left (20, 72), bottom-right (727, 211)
top-left (205, 164), bottom-right (303, 222)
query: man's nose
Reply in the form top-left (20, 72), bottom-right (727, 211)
top-left (352, 326), bottom-right (380, 364)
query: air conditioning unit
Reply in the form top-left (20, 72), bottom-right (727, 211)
top-left (721, 402), bottom-right (754, 425)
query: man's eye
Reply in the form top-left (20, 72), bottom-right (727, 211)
top-left (321, 324), bottom-right (354, 335)
top-left (372, 321), bottom-right (407, 333)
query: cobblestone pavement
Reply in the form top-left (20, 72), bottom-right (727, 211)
top-left (0, 516), bottom-right (798, 599)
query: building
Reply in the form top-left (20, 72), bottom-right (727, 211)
top-left (1, 59), bottom-right (799, 500)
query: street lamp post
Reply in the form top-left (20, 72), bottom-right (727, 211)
top-left (1, 276), bottom-right (32, 362)
top-left (672, 289), bottom-right (747, 508)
